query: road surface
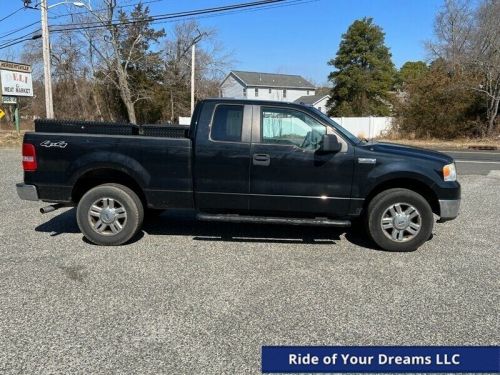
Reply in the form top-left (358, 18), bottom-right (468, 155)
top-left (0, 148), bottom-right (498, 374)
top-left (439, 149), bottom-right (500, 176)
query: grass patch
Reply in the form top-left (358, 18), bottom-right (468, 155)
top-left (375, 137), bottom-right (500, 150)
top-left (0, 131), bottom-right (24, 148)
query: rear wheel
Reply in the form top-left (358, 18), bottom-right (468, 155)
top-left (76, 183), bottom-right (144, 246)
top-left (366, 188), bottom-right (434, 252)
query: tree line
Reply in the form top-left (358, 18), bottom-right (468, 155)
top-left (326, 0), bottom-right (499, 138)
top-left (4, 0), bottom-right (498, 138)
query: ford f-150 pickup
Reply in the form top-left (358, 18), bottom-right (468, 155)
top-left (16, 98), bottom-right (460, 251)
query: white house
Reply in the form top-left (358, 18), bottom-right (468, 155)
top-left (294, 94), bottom-right (330, 114)
top-left (220, 70), bottom-right (315, 102)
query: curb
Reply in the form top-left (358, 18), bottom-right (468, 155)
top-left (468, 145), bottom-right (498, 150)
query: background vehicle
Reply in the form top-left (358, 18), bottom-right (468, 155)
top-left (16, 99), bottom-right (460, 251)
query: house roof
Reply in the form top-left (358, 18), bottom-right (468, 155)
top-left (227, 70), bottom-right (315, 89)
top-left (294, 94), bottom-right (330, 105)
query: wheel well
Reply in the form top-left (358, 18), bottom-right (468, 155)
top-left (364, 178), bottom-right (440, 215)
top-left (72, 168), bottom-right (146, 205)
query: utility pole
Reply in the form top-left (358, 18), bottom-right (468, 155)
top-left (40, 0), bottom-right (54, 118)
top-left (191, 44), bottom-right (195, 115)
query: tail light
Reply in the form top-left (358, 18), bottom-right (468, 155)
top-left (22, 143), bottom-right (37, 171)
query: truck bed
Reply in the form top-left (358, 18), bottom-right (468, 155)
top-left (24, 128), bottom-right (194, 209)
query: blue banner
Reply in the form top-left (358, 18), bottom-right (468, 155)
top-left (262, 346), bottom-right (500, 373)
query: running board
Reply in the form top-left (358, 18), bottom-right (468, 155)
top-left (196, 213), bottom-right (351, 227)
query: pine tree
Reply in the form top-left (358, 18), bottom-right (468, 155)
top-left (398, 61), bottom-right (428, 86)
top-left (327, 18), bottom-right (395, 116)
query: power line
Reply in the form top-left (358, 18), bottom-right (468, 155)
top-left (0, 35), bottom-right (41, 50)
top-left (0, 6), bottom-right (25, 23)
top-left (0, 29), bottom-right (41, 49)
top-left (147, 0), bottom-right (316, 28)
top-left (0, 0), bottom-right (162, 40)
top-left (0, 0), bottom-right (312, 50)
top-left (47, 0), bottom-right (163, 20)
top-left (0, 21), bottom-right (40, 39)
top-left (49, 0), bottom-right (288, 32)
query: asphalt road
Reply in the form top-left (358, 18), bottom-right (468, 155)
top-left (0, 148), bottom-right (498, 374)
top-left (439, 149), bottom-right (500, 175)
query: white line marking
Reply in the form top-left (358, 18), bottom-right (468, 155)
top-left (455, 160), bottom-right (500, 164)
top-left (439, 150), bottom-right (500, 155)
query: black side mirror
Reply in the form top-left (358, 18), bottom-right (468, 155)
top-left (318, 134), bottom-right (341, 153)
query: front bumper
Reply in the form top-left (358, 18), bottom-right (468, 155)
top-left (439, 199), bottom-right (460, 221)
top-left (16, 183), bottom-right (39, 201)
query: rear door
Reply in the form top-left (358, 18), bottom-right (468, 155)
top-left (249, 105), bottom-right (355, 217)
top-left (193, 103), bottom-right (252, 212)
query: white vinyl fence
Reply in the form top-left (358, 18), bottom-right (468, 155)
top-left (178, 116), bottom-right (191, 125)
top-left (176, 116), bottom-right (394, 139)
top-left (332, 117), bottom-right (393, 139)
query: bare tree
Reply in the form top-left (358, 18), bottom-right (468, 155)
top-left (77, 1), bottom-right (164, 123)
top-left (163, 21), bottom-right (232, 122)
top-left (428, 0), bottom-right (500, 135)
top-left (471, 0), bottom-right (500, 134)
top-left (11, 8), bottom-right (231, 125)
top-left (427, 0), bottom-right (474, 67)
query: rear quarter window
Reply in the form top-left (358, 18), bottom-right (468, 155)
top-left (210, 105), bottom-right (244, 142)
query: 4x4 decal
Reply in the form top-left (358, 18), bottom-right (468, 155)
top-left (40, 140), bottom-right (68, 148)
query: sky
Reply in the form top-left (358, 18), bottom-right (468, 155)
top-left (0, 0), bottom-right (444, 85)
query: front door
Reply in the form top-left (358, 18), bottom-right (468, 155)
top-left (249, 105), bottom-right (355, 217)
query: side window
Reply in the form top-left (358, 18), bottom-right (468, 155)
top-left (261, 107), bottom-right (326, 149)
top-left (211, 105), bottom-right (244, 142)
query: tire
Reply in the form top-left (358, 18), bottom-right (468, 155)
top-left (76, 183), bottom-right (144, 246)
top-left (366, 188), bottom-right (434, 252)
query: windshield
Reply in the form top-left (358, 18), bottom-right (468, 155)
top-left (309, 107), bottom-right (362, 144)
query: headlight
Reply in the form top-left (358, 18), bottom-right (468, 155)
top-left (443, 163), bottom-right (457, 182)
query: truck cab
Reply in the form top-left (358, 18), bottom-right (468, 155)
top-left (193, 100), bottom-right (355, 217)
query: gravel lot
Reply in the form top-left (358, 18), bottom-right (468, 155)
top-left (0, 149), bottom-right (498, 374)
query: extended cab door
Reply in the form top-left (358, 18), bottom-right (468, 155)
top-left (249, 105), bottom-right (355, 217)
top-left (193, 103), bottom-right (252, 212)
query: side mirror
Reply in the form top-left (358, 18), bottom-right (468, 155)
top-left (318, 134), bottom-right (341, 153)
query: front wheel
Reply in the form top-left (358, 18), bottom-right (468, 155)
top-left (366, 188), bottom-right (434, 252)
top-left (76, 183), bottom-right (144, 246)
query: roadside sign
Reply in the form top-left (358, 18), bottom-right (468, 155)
top-left (0, 60), bottom-right (31, 73)
top-left (0, 61), bottom-right (32, 133)
top-left (1, 70), bottom-right (33, 97)
top-left (0, 60), bottom-right (33, 98)
top-left (2, 96), bottom-right (17, 104)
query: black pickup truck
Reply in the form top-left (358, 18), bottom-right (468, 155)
top-left (16, 98), bottom-right (460, 251)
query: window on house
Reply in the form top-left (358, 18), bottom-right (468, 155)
top-left (282, 89), bottom-right (287, 98)
top-left (210, 105), bottom-right (244, 142)
top-left (243, 88), bottom-right (247, 97)
top-left (269, 88), bottom-right (272, 94)
top-left (307, 90), bottom-right (310, 95)
top-left (318, 107), bottom-right (322, 112)
top-left (255, 88), bottom-right (259, 97)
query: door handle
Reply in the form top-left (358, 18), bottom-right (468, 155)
top-left (253, 153), bottom-right (270, 166)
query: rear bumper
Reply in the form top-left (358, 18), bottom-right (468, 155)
top-left (439, 199), bottom-right (460, 221)
top-left (16, 183), bottom-right (39, 201)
